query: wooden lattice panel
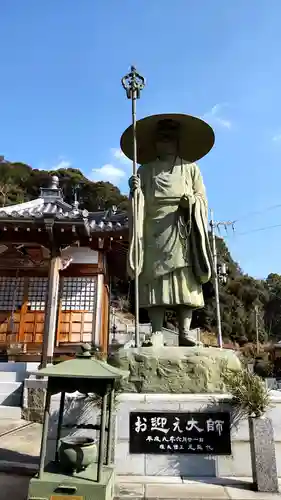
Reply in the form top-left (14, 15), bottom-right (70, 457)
top-left (58, 277), bottom-right (97, 344)
top-left (0, 277), bottom-right (24, 345)
top-left (0, 277), bottom-right (24, 311)
top-left (27, 277), bottom-right (48, 311)
top-left (0, 313), bottom-right (20, 345)
top-left (61, 277), bottom-right (97, 311)
top-left (22, 311), bottom-right (45, 344)
top-left (59, 311), bottom-right (93, 343)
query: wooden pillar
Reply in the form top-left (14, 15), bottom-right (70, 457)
top-left (41, 252), bottom-right (61, 367)
top-left (101, 284), bottom-right (109, 354)
top-left (94, 273), bottom-right (104, 348)
top-left (39, 390), bottom-right (51, 478)
top-left (97, 389), bottom-right (108, 482)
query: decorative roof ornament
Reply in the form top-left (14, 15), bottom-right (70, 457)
top-left (72, 184), bottom-right (80, 211)
top-left (51, 175), bottom-right (59, 188)
top-left (40, 175), bottom-right (63, 201)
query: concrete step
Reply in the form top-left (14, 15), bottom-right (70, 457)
top-left (0, 362), bottom-right (39, 373)
top-left (0, 382), bottom-right (23, 406)
top-left (0, 394), bottom-right (21, 406)
top-left (0, 371), bottom-right (26, 382)
top-left (0, 362), bottom-right (27, 372)
top-left (0, 381), bottom-right (22, 392)
top-left (0, 405), bottom-right (22, 419)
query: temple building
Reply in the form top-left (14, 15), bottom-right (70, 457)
top-left (0, 175), bottom-right (128, 363)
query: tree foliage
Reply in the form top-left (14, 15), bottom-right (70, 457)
top-left (193, 237), bottom-right (271, 343)
top-left (0, 159), bottom-right (129, 212)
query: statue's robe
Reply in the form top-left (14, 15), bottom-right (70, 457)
top-left (128, 158), bottom-right (212, 309)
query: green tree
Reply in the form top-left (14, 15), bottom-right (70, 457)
top-left (264, 273), bottom-right (281, 340)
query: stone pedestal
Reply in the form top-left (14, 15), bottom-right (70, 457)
top-left (109, 346), bottom-right (241, 394)
top-left (249, 416), bottom-right (279, 492)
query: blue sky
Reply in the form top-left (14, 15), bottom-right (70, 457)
top-left (0, 0), bottom-right (281, 279)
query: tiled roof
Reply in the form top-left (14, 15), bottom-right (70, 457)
top-left (0, 199), bottom-right (88, 220)
top-left (0, 175), bottom-right (128, 231)
top-left (89, 211), bottom-right (128, 231)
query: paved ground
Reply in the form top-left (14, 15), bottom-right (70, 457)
top-left (0, 420), bottom-right (281, 499)
top-left (0, 420), bottom-right (40, 464)
top-left (0, 472), bottom-right (281, 500)
top-left (0, 473), bottom-right (30, 500)
top-left (0, 419), bottom-right (32, 438)
top-left (116, 476), bottom-right (281, 499)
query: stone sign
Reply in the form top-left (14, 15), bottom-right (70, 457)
top-left (129, 412), bottom-right (231, 455)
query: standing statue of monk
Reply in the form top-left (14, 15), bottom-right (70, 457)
top-left (120, 114), bottom-right (214, 346)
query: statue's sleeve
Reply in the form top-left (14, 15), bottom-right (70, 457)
top-left (127, 165), bottom-right (145, 279)
top-left (189, 163), bottom-right (213, 283)
top-left (191, 163), bottom-right (208, 221)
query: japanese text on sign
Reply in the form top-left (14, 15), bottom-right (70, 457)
top-left (129, 412), bottom-right (231, 455)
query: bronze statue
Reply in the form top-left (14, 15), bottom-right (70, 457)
top-left (121, 113), bottom-right (214, 346)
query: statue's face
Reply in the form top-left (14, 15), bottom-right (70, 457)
top-left (155, 121), bottom-right (179, 157)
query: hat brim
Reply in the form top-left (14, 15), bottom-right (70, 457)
top-left (120, 113), bottom-right (215, 164)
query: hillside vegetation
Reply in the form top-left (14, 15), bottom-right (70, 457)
top-left (2, 158), bottom-right (281, 344)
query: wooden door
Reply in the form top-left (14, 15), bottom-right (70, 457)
top-left (21, 277), bottom-right (48, 346)
top-left (59, 312), bottom-right (94, 343)
top-left (57, 277), bottom-right (97, 344)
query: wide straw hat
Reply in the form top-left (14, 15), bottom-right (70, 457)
top-left (120, 113), bottom-right (215, 164)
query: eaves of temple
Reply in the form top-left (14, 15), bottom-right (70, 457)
top-left (0, 175), bottom-right (129, 279)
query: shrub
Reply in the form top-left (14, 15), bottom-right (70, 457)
top-left (223, 367), bottom-right (271, 418)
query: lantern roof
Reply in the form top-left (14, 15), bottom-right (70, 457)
top-left (32, 344), bottom-right (129, 380)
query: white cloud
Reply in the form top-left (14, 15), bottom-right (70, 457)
top-left (89, 149), bottom-right (130, 187)
top-left (272, 132), bottom-right (281, 143)
top-left (203, 103), bottom-right (232, 129)
top-left (92, 164), bottom-right (126, 183)
top-left (37, 157), bottom-right (72, 171)
top-left (214, 117), bottom-right (232, 129)
top-left (52, 159), bottom-right (72, 170)
top-left (111, 148), bottom-right (130, 163)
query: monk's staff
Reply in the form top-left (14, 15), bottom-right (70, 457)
top-left (122, 66), bottom-right (145, 347)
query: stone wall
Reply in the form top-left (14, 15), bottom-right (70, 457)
top-left (22, 377), bottom-right (281, 478)
top-left (114, 393), bottom-right (281, 478)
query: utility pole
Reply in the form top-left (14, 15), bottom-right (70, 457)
top-left (255, 305), bottom-right (260, 355)
top-left (121, 66), bottom-right (145, 347)
top-left (210, 210), bottom-right (235, 349)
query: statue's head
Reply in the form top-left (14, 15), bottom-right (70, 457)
top-left (155, 119), bottom-right (180, 158)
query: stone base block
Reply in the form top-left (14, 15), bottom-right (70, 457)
top-left (28, 463), bottom-right (115, 500)
top-left (249, 416), bottom-right (279, 492)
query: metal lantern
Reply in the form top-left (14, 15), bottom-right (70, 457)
top-left (27, 344), bottom-right (128, 500)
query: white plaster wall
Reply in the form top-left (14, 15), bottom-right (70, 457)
top-left (61, 246), bottom-right (99, 264)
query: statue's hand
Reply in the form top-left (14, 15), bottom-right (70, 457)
top-left (179, 194), bottom-right (194, 209)
top-left (128, 174), bottom-right (141, 194)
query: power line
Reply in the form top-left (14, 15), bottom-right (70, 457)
top-left (225, 223), bottom-right (281, 237)
top-left (212, 203), bottom-right (281, 239)
top-left (233, 203), bottom-right (281, 224)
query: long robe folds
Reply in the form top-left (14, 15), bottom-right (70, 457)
top-left (128, 158), bottom-right (212, 309)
